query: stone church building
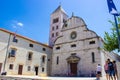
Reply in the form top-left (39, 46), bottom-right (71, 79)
top-left (49, 5), bottom-right (120, 77)
top-left (0, 5), bottom-right (120, 77)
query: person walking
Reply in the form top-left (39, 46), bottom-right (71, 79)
top-left (104, 60), bottom-right (109, 80)
top-left (96, 64), bottom-right (102, 80)
top-left (113, 60), bottom-right (118, 80)
top-left (107, 59), bottom-right (114, 80)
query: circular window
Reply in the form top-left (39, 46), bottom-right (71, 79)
top-left (70, 31), bottom-right (77, 39)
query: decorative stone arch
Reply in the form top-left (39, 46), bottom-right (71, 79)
top-left (66, 54), bottom-right (80, 76)
top-left (66, 55), bottom-right (80, 63)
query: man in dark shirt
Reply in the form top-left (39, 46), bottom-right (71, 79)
top-left (107, 59), bottom-right (115, 80)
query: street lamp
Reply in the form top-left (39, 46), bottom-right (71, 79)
top-left (107, 0), bottom-right (120, 50)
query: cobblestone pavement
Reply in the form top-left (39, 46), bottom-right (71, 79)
top-left (0, 75), bottom-right (96, 80)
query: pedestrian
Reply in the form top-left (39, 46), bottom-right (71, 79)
top-left (104, 60), bottom-right (109, 80)
top-left (96, 64), bottom-right (102, 80)
top-left (113, 60), bottom-right (118, 80)
top-left (107, 59), bottom-right (114, 80)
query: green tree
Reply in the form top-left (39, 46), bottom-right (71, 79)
top-left (103, 17), bottom-right (120, 52)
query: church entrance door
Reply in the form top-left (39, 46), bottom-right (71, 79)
top-left (70, 63), bottom-right (77, 76)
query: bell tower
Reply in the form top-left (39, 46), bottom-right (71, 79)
top-left (49, 5), bottom-right (68, 47)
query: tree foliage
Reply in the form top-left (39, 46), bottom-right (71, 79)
top-left (103, 17), bottom-right (120, 52)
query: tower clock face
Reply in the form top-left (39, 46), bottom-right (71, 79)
top-left (70, 31), bottom-right (77, 39)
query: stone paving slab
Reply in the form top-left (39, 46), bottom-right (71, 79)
top-left (0, 75), bottom-right (96, 80)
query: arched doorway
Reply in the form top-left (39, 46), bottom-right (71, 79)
top-left (66, 54), bottom-right (80, 76)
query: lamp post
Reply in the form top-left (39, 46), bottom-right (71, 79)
top-left (107, 0), bottom-right (120, 50)
top-left (114, 15), bottom-right (120, 49)
top-left (2, 33), bottom-right (11, 75)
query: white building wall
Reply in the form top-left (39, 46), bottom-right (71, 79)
top-left (0, 29), bottom-right (52, 76)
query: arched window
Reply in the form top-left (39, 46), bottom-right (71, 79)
top-left (56, 56), bottom-right (59, 65)
top-left (42, 56), bottom-right (46, 63)
top-left (28, 52), bottom-right (33, 60)
top-left (91, 52), bottom-right (95, 63)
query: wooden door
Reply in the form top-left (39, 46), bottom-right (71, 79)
top-left (35, 67), bottom-right (38, 75)
top-left (0, 63), bottom-right (2, 73)
top-left (18, 65), bottom-right (23, 75)
top-left (70, 63), bottom-right (77, 76)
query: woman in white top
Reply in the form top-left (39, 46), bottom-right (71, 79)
top-left (96, 64), bottom-right (102, 80)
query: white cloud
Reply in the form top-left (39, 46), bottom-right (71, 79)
top-left (17, 22), bottom-right (23, 27)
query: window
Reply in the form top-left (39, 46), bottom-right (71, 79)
top-left (89, 41), bottom-right (95, 44)
top-left (8, 48), bottom-right (16, 57)
top-left (13, 36), bottom-right (18, 43)
top-left (53, 18), bottom-right (59, 23)
top-left (48, 59), bottom-right (50, 61)
top-left (27, 66), bottom-right (31, 71)
top-left (71, 53), bottom-right (76, 56)
top-left (29, 44), bottom-right (33, 47)
top-left (71, 44), bottom-right (76, 47)
top-left (52, 33), bottom-right (54, 37)
top-left (56, 25), bottom-right (59, 29)
top-left (56, 32), bottom-right (58, 36)
top-left (28, 52), bottom-right (33, 60)
top-left (42, 48), bottom-right (46, 51)
top-left (9, 64), bottom-right (13, 70)
top-left (56, 46), bottom-right (60, 50)
top-left (42, 56), bottom-right (46, 63)
top-left (63, 19), bottom-right (66, 23)
top-left (70, 31), bottom-right (77, 39)
top-left (42, 67), bottom-right (44, 72)
top-left (52, 27), bottom-right (54, 31)
top-left (92, 52), bottom-right (95, 63)
top-left (56, 56), bottom-right (59, 65)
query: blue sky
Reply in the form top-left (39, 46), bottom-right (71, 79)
top-left (0, 0), bottom-right (120, 44)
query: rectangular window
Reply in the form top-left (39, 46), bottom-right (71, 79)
top-left (56, 56), bottom-right (59, 65)
top-left (42, 68), bottom-right (44, 72)
top-left (63, 19), bottom-right (66, 23)
top-left (42, 56), bottom-right (46, 63)
top-left (89, 41), bottom-right (95, 44)
top-left (52, 33), bottom-right (54, 37)
top-left (29, 44), bottom-right (33, 47)
top-left (56, 25), bottom-right (59, 29)
top-left (56, 46), bottom-right (60, 50)
top-left (28, 52), bottom-right (33, 60)
top-left (9, 64), bottom-right (13, 70)
top-left (52, 26), bottom-right (54, 31)
top-left (42, 48), bottom-right (46, 51)
top-left (9, 49), bottom-right (16, 57)
top-left (56, 32), bottom-right (58, 36)
top-left (92, 52), bottom-right (95, 63)
top-left (27, 66), bottom-right (31, 71)
top-left (53, 18), bottom-right (59, 23)
top-left (71, 44), bottom-right (76, 47)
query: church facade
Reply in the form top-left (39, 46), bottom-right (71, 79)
top-left (50, 6), bottom-right (120, 77)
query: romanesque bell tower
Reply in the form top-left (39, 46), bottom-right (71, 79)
top-left (49, 5), bottom-right (68, 47)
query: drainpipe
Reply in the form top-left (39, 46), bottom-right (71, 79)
top-left (2, 33), bottom-right (11, 74)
